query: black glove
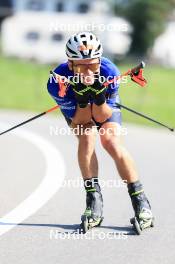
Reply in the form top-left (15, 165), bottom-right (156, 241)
top-left (72, 75), bottom-right (107, 108)
top-left (72, 83), bottom-right (91, 108)
top-left (89, 77), bottom-right (107, 106)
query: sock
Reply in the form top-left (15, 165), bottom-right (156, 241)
top-left (127, 180), bottom-right (144, 197)
top-left (84, 177), bottom-right (101, 193)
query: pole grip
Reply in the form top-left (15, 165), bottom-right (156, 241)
top-left (131, 61), bottom-right (145, 75)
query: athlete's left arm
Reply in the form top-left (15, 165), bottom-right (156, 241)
top-left (103, 61), bottom-right (121, 107)
top-left (105, 62), bottom-right (121, 95)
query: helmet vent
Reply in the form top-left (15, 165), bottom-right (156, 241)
top-left (80, 50), bottom-right (85, 57)
top-left (96, 44), bottom-right (101, 51)
top-left (81, 34), bottom-right (86, 38)
top-left (89, 49), bottom-right (92, 56)
top-left (82, 40), bottom-right (87, 47)
top-left (66, 45), bottom-right (77, 55)
top-left (74, 36), bottom-right (78, 42)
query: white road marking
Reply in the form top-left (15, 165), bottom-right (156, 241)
top-left (0, 123), bottom-right (66, 236)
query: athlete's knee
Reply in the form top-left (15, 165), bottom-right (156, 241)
top-left (93, 116), bottom-right (106, 123)
top-left (92, 103), bottom-right (113, 123)
top-left (101, 134), bottom-right (116, 149)
top-left (101, 135), bottom-right (123, 157)
top-left (92, 111), bottom-right (112, 123)
top-left (77, 123), bottom-right (96, 142)
top-left (72, 105), bottom-right (92, 125)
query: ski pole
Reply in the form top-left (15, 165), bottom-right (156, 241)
top-left (0, 106), bottom-right (59, 136)
top-left (0, 102), bottom-right (173, 136)
top-left (116, 102), bottom-right (174, 132)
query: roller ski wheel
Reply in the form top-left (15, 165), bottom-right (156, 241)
top-left (80, 212), bottom-right (103, 234)
top-left (130, 217), bottom-right (142, 235)
top-left (130, 215), bottom-right (154, 235)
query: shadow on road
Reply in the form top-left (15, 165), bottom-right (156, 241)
top-left (100, 225), bottom-right (136, 235)
top-left (0, 222), bottom-right (136, 235)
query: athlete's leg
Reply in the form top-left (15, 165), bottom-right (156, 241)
top-left (72, 104), bottom-right (92, 125)
top-left (92, 102), bottom-right (113, 123)
top-left (71, 122), bottom-right (98, 180)
top-left (98, 109), bottom-right (153, 226)
top-left (100, 121), bottom-right (138, 183)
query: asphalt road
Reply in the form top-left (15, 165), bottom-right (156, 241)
top-left (0, 110), bottom-right (175, 264)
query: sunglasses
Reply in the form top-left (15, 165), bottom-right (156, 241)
top-left (72, 60), bottom-right (100, 74)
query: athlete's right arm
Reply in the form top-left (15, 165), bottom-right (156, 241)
top-left (47, 73), bottom-right (77, 119)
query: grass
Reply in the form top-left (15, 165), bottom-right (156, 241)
top-left (0, 56), bottom-right (53, 111)
top-left (0, 55), bottom-right (175, 128)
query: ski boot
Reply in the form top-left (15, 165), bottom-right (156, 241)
top-left (80, 178), bottom-right (103, 234)
top-left (128, 181), bottom-right (154, 235)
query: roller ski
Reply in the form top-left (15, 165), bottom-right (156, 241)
top-left (128, 181), bottom-right (154, 235)
top-left (80, 178), bottom-right (103, 234)
top-left (130, 208), bottom-right (154, 235)
top-left (81, 209), bottom-right (103, 234)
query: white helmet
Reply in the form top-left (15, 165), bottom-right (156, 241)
top-left (66, 32), bottom-right (103, 60)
